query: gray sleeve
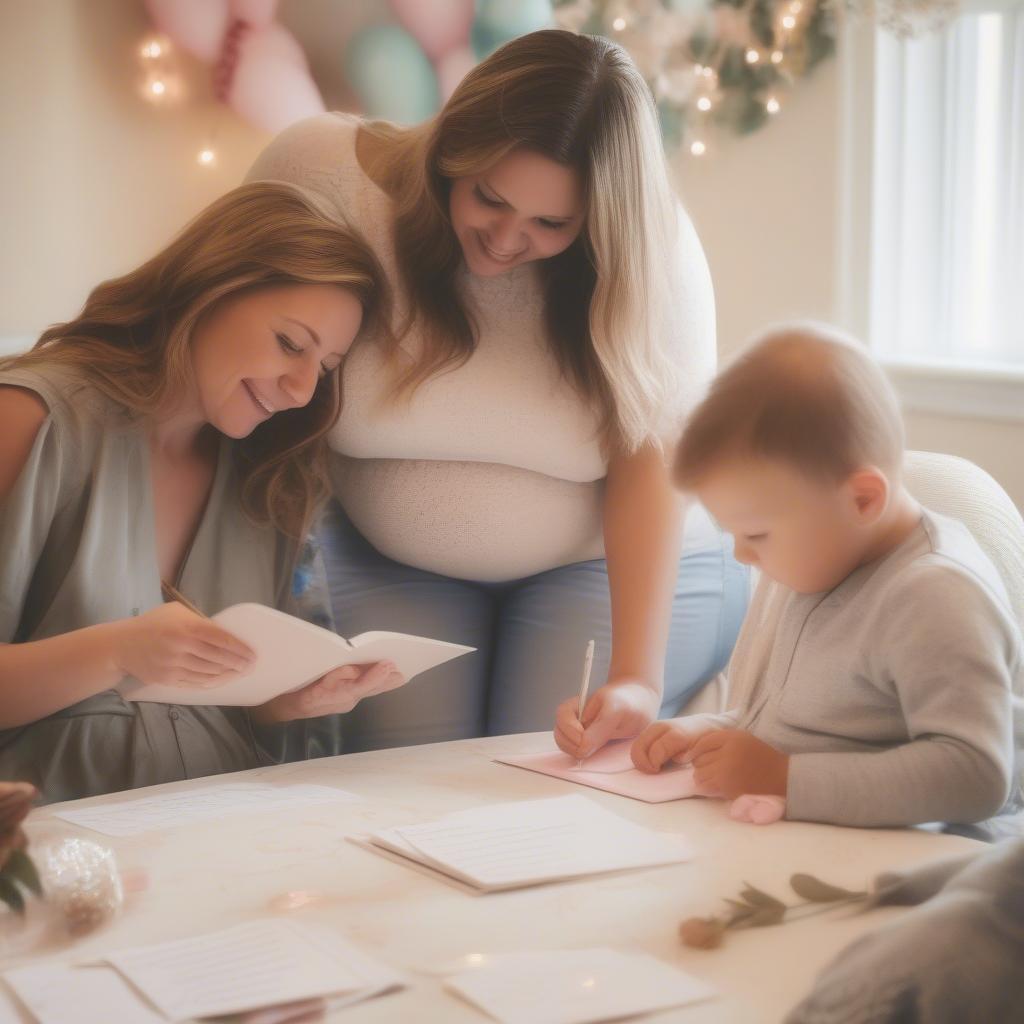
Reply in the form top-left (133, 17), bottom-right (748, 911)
top-left (786, 566), bottom-right (1018, 828)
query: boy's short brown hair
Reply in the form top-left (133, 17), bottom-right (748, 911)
top-left (674, 323), bottom-right (905, 488)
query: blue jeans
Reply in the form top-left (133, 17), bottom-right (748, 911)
top-left (318, 501), bottom-right (749, 753)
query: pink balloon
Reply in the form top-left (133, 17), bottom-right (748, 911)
top-left (389, 0), bottom-right (474, 61)
top-left (228, 23), bottom-right (325, 134)
top-left (436, 45), bottom-right (477, 102)
top-left (230, 0), bottom-right (279, 29)
top-left (145, 0), bottom-right (229, 63)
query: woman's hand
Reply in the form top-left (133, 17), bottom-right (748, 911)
top-left (112, 602), bottom-right (255, 688)
top-left (253, 661), bottom-right (406, 725)
top-left (553, 679), bottom-right (660, 759)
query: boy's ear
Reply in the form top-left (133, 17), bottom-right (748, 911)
top-left (846, 466), bottom-right (890, 524)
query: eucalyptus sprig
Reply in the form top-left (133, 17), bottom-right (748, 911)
top-left (680, 873), bottom-right (868, 949)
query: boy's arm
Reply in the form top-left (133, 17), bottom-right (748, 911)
top-left (786, 570), bottom-right (1020, 828)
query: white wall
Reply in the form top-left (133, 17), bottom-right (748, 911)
top-left (2, 0), bottom-right (1020, 509)
top-left (671, 59), bottom-right (1024, 511)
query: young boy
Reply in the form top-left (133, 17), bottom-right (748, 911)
top-left (631, 324), bottom-right (1023, 839)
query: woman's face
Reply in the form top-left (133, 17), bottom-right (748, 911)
top-left (449, 147), bottom-right (585, 277)
top-left (190, 283), bottom-right (363, 439)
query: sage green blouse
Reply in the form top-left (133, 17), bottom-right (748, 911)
top-left (0, 364), bottom-right (300, 803)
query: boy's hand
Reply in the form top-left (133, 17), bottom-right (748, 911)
top-left (553, 680), bottom-right (659, 759)
top-left (688, 729), bottom-right (789, 799)
top-left (630, 720), bottom-right (710, 774)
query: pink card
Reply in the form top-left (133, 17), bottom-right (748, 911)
top-left (494, 741), bottom-right (698, 804)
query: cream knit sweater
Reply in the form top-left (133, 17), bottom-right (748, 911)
top-left (247, 113), bottom-right (718, 581)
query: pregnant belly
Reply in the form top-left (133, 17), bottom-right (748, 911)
top-left (329, 456), bottom-right (605, 583)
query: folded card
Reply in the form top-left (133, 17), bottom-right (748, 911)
top-left (118, 603), bottom-right (474, 706)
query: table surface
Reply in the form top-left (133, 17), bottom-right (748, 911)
top-left (10, 732), bottom-right (980, 1023)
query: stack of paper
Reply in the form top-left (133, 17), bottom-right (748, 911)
top-left (355, 795), bottom-right (693, 892)
top-left (3, 920), bottom-right (404, 1023)
top-left (494, 741), bottom-right (698, 804)
top-left (445, 948), bottom-right (717, 1024)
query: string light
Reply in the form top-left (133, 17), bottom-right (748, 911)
top-left (149, 79), bottom-right (166, 97)
top-left (745, 49), bottom-right (760, 63)
top-left (782, 14), bottom-right (797, 28)
top-left (771, 50), bottom-right (784, 63)
top-left (197, 148), bottom-right (216, 166)
top-left (140, 38), bottom-right (164, 60)
top-left (690, 140), bottom-right (706, 156)
top-left (697, 96), bottom-right (712, 111)
top-left (612, 16), bottom-right (627, 30)
top-left (766, 96), bottom-right (781, 114)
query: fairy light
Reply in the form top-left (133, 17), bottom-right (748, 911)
top-left (697, 96), bottom-right (712, 111)
top-left (140, 39), bottom-right (163, 59)
top-left (149, 78), bottom-right (166, 97)
top-left (766, 96), bottom-right (781, 114)
top-left (745, 49), bottom-right (760, 64)
top-left (782, 14), bottom-right (797, 29)
top-left (790, 1), bottom-right (803, 11)
top-left (612, 16), bottom-right (627, 31)
top-left (690, 140), bottom-right (706, 156)
top-left (198, 148), bottom-right (216, 166)
top-left (771, 49), bottom-right (784, 63)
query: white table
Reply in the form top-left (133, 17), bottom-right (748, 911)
top-left (13, 733), bottom-right (980, 1023)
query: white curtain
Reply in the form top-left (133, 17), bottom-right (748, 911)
top-left (870, 1), bottom-right (1024, 368)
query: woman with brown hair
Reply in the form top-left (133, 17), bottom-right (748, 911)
top-left (247, 29), bottom-right (749, 757)
top-left (0, 181), bottom-right (404, 802)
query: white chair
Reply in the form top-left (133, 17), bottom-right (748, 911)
top-left (682, 450), bottom-right (1024, 716)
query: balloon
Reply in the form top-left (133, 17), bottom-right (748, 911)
top-left (436, 45), bottom-right (477, 101)
top-left (228, 23), bottom-right (325, 134)
top-left (144, 0), bottom-right (228, 62)
top-left (470, 0), bottom-right (552, 61)
top-left (345, 25), bottom-right (440, 124)
top-left (230, 0), bottom-right (279, 28)
top-left (389, 0), bottom-right (474, 61)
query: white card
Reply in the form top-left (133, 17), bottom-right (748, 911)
top-left (53, 782), bottom-right (361, 837)
top-left (446, 948), bottom-right (717, 1024)
top-left (369, 795), bottom-right (693, 891)
top-left (3, 963), bottom-right (165, 1024)
top-left (105, 919), bottom-right (403, 1021)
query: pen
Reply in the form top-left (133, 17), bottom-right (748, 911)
top-left (160, 580), bottom-right (207, 619)
top-left (575, 639), bottom-right (595, 770)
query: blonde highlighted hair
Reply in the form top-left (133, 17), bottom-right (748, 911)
top-left (2, 181), bottom-right (387, 538)
top-left (674, 323), bottom-right (905, 487)
top-left (360, 28), bottom-right (684, 452)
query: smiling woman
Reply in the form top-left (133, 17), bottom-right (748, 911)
top-left (0, 181), bottom-right (407, 803)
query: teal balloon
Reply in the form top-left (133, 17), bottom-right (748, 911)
top-left (345, 24), bottom-right (440, 124)
top-left (471, 0), bottom-right (552, 61)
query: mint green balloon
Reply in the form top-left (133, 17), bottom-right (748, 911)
top-left (345, 24), bottom-right (440, 124)
top-left (471, 0), bottom-right (552, 60)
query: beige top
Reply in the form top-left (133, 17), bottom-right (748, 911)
top-left (247, 113), bottom-right (718, 581)
top-left (0, 364), bottom-right (297, 802)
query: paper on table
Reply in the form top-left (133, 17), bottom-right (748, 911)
top-left (365, 795), bottom-right (693, 892)
top-left (105, 919), bottom-right (404, 1022)
top-left (445, 948), bottom-right (717, 1024)
top-left (494, 740), bottom-right (698, 803)
top-left (53, 782), bottom-right (361, 838)
top-left (3, 963), bottom-right (166, 1024)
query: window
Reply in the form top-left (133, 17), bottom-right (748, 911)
top-left (869, 1), bottom-right (1023, 372)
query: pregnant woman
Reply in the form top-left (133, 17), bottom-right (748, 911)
top-left (247, 29), bottom-right (749, 755)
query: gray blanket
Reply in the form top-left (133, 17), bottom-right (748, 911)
top-left (786, 839), bottom-right (1024, 1023)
